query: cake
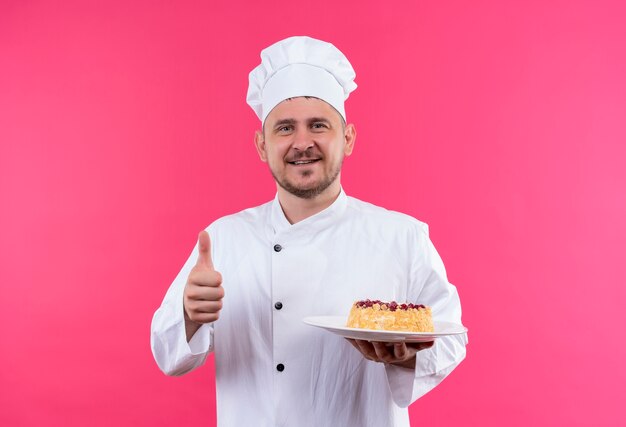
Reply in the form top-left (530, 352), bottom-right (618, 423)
top-left (346, 299), bottom-right (434, 332)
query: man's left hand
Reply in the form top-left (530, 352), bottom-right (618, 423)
top-left (346, 339), bottom-right (434, 369)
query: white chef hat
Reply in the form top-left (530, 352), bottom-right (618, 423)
top-left (246, 36), bottom-right (357, 124)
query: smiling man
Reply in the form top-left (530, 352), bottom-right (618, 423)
top-left (255, 96), bottom-right (354, 222)
top-left (151, 36), bottom-right (467, 427)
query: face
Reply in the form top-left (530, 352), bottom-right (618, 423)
top-left (254, 97), bottom-right (356, 199)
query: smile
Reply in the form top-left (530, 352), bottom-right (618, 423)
top-left (288, 159), bottom-right (321, 165)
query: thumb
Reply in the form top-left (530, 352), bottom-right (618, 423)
top-left (195, 230), bottom-right (214, 270)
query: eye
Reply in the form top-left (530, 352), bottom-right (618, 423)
top-left (311, 122), bottom-right (328, 129)
top-left (277, 125), bottom-right (293, 133)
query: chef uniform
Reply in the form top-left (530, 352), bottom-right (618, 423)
top-left (151, 36), bottom-right (468, 427)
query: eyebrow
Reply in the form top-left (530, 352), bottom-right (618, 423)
top-left (307, 117), bottom-right (332, 125)
top-left (272, 118), bottom-right (296, 129)
top-left (272, 117), bottom-right (332, 130)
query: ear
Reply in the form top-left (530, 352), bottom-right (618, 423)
top-left (254, 130), bottom-right (268, 162)
top-left (343, 124), bottom-right (356, 157)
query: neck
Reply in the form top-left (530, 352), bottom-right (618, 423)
top-left (277, 179), bottom-right (342, 224)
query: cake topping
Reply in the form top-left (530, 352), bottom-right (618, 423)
top-left (354, 299), bottom-right (426, 311)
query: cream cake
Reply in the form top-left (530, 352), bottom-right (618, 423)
top-left (346, 299), bottom-right (434, 332)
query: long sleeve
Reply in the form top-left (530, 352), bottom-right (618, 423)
top-left (150, 240), bottom-right (214, 376)
top-left (384, 222), bottom-right (468, 407)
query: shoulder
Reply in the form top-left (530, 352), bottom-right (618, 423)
top-left (205, 199), bottom-right (273, 234)
top-left (345, 196), bottom-right (430, 237)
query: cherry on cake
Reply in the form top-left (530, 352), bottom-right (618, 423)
top-left (346, 300), bottom-right (434, 332)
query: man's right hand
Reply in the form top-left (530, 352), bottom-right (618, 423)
top-left (183, 230), bottom-right (224, 340)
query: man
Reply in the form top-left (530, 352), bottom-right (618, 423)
top-left (151, 36), bottom-right (467, 426)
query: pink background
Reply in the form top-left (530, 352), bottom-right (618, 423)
top-left (1, 1), bottom-right (625, 425)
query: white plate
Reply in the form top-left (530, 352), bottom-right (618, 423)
top-left (303, 315), bottom-right (468, 343)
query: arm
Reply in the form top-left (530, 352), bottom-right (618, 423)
top-left (150, 231), bottom-right (222, 376)
top-left (384, 223), bottom-right (468, 407)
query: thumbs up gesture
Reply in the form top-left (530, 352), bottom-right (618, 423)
top-left (183, 231), bottom-right (224, 325)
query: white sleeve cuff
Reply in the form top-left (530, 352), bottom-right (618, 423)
top-left (384, 343), bottom-right (437, 407)
top-left (384, 334), bottom-right (467, 407)
top-left (151, 293), bottom-right (213, 376)
top-left (187, 322), bottom-right (213, 355)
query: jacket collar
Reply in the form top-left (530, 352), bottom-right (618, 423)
top-left (269, 188), bottom-right (348, 242)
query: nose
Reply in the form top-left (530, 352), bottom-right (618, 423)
top-left (291, 128), bottom-right (314, 151)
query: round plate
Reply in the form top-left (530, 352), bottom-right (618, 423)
top-left (303, 315), bottom-right (468, 342)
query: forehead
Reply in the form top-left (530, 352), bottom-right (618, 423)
top-left (265, 97), bottom-right (343, 125)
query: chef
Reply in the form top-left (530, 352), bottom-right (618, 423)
top-left (151, 36), bottom-right (467, 427)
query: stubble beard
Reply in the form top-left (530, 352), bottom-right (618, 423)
top-left (271, 159), bottom-right (343, 199)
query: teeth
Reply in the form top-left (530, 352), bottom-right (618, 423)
top-left (293, 160), bottom-right (316, 165)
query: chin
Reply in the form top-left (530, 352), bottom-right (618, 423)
top-left (286, 174), bottom-right (320, 187)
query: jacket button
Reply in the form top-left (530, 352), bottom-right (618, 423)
top-left (276, 363), bottom-right (285, 372)
top-left (274, 302), bottom-right (283, 310)
top-left (274, 244), bottom-right (282, 252)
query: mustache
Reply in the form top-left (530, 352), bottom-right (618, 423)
top-left (285, 148), bottom-right (323, 162)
